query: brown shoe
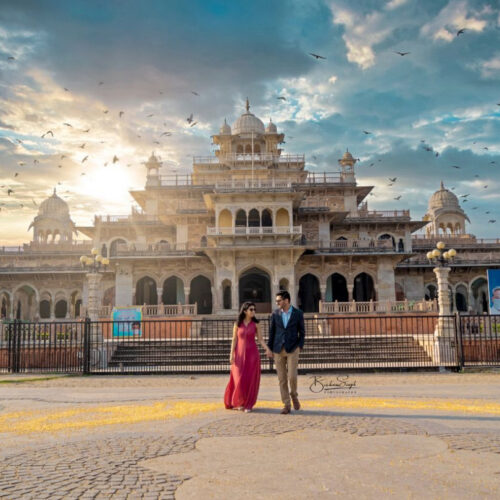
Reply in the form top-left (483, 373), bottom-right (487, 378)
top-left (292, 398), bottom-right (301, 411)
top-left (280, 406), bottom-right (291, 415)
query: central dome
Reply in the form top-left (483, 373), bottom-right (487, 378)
top-left (39, 188), bottom-right (70, 216)
top-left (428, 181), bottom-right (460, 210)
top-left (232, 98), bottom-right (265, 135)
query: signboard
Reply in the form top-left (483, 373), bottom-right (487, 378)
top-left (112, 306), bottom-right (143, 336)
top-left (486, 269), bottom-right (500, 315)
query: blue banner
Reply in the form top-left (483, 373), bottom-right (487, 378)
top-left (486, 269), bottom-right (500, 315)
top-left (112, 307), bottom-right (143, 336)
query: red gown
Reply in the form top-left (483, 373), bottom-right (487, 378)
top-left (224, 321), bottom-right (261, 410)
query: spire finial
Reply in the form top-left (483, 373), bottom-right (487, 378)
top-left (440, 180), bottom-right (444, 190)
top-left (53, 187), bottom-right (56, 195)
top-left (245, 97), bottom-right (250, 112)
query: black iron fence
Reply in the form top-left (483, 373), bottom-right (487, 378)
top-left (1, 314), bottom-right (499, 374)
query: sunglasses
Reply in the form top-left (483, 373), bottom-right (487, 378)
top-left (248, 307), bottom-right (256, 311)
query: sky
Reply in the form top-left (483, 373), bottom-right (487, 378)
top-left (0, 0), bottom-right (499, 244)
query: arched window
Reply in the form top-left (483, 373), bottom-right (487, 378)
top-left (326, 273), bottom-right (348, 302)
top-left (135, 276), bottom-right (158, 305)
top-left (55, 300), bottom-right (68, 318)
top-left (276, 208), bottom-right (290, 227)
top-left (236, 145), bottom-right (243, 154)
top-left (254, 144), bottom-right (261, 153)
top-left (219, 209), bottom-right (232, 228)
top-left (110, 238), bottom-right (127, 257)
top-left (39, 300), bottom-right (51, 319)
top-left (261, 209), bottom-right (272, 227)
top-left (378, 233), bottom-right (395, 249)
top-left (248, 209), bottom-right (260, 227)
top-left (245, 144), bottom-right (252, 153)
top-left (353, 273), bottom-right (376, 301)
top-left (235, 209), bottom-right (247, 227)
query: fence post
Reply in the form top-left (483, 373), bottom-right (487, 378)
top-left (454, 312), bottom-right (464, 370)
top-left (83, 317), bottom-right (91, 374)
top-left (7, 321), bottom-right (14, 373)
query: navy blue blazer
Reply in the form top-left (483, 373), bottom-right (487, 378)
top-left (267, 306), bottom-right (305, 354)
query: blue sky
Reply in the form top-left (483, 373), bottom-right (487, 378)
top-left (0, 0), bottom-right (499, 243)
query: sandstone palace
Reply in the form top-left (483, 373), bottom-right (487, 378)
top-left (1, 100), bottom-right (499, 320)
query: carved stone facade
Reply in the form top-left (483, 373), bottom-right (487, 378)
top-left (1, 102), bottom-right (499, 319)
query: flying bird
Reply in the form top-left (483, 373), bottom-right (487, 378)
top-left (79, 143), bottom-right (86, 149)
top-left (63, 123), bottom-right (73, 127)
top-left (456, 28), bottom-right (466, 36)
top-left (186, 113), bottom-right (194, 124)
top-left (160, 132), bottom-right (172, 137)
top-left (81, 155), bottom-right (88, 163)
top-left (277, 96), bottom-right (287, 101)
top-left (82, 128), bottom-right (90, 133)
top-left (7, 189), bottom-right (13, 196)
top-left (64, 88), bottom-right (69, 92)
top-left (488, 220), bottom-right (496, 223)
top-left (363, 130), bottom-right (372, 134)
top-left (435, 152), bottom-right (439, 157)
top-left (309, 53), bottom-right (326, 60)
top-left (484, 185), bottom-right (488, 189)
top-left (190, 121), bottom-right (198, 127)
top-left (98, 81), bottom-right (104, 85)
top-left (483, 146), bottom-right (489, 150)
top-left (191, 91), bottom-right (199, 96)
top-left (112, 155), bottom-right (119, 164)
top-left (7, 56), bottom-right (15, 61)
top-left (119, 111), bottom-right (124, 118)
top-left (14, 172), bottom-right (19, 177)
top-left (153, 141), bottom-right (160, 145)
top-left (147, 114), bottom-right (154, 118)
top-left (388, 177), bottom-right (397, 182)
top-left (60, 155), bottom-right (67, 159)
top-left (451, 165), bottom-right (461, 169)
top-left (41, 130), bottom-right (54, 138)
top-left (394, 51), bottom-right (410, 56)
top-left (394, 195), bottom-right (402, 200)
top-left (103, 109), bottom-right (109, 114)
top-left (32, 199), bottom-right (37, 206)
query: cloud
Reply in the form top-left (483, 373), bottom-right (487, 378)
top-left (420, 0), bottom-right (488, 42)
top-left (330, 3), bottom-right (394, 69)
top-left (385, 0), bottom-right (409, 10)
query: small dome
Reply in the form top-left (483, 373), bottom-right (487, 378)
top-left (342, 151), bottom-right (354, 161)
top-left (39, 189), bottom-right (69, 216)
top-left (266, 119), bottom-right (277, 133)
top-left (219, 118), bottom-right (231, 135)
top-left (232, 98), bottom-right (265, 135)
top-left (429, 181), bottom-right (460, 210)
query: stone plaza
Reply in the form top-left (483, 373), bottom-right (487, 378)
top-left (0, 372), bottom-right (499, 499)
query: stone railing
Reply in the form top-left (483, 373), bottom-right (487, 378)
top-left (319, 299), bottom-right (438, 314)
top-left (349, 209), bottom-right (410, 219)
top-left (214, 179), bottom-right (292, 191)
top-left (0, 241), bottom-right (93, 255)
top-left (412, 236), bottom-right (500, 249)
top-left (315, 239), bottom-right (397, 252)
top-left (207, 226), bottom-right (302, 236)
top-left (111, 242), bottom-right (193, 257)
top-left (98, 304), bottom-right (198, 317)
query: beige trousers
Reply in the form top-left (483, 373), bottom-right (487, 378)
top-left (274, 347), bottom-right (300, 407)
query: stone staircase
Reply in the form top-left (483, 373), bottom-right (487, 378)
top-left (107, 327), bottom-right (433, 370)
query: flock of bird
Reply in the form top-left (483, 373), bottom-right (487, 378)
top-left (2, 34), bottom-right (499, 228)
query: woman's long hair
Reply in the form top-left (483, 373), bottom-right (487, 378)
top-left (237, 301), bottom-right (260, 326)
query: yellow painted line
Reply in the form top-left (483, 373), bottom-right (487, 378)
top-left (1, 397), bottom-right (499, 435)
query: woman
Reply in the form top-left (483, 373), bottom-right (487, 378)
top-left (224, 302), bottom-right (272, 412)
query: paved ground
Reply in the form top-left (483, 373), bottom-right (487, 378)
top-left (0, 371), bottom-right (499, 499)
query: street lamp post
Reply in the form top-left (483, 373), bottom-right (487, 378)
top-left (80, 248), bottom-right (109, 321)
top-left (426, 241), bottom-right (457, 365)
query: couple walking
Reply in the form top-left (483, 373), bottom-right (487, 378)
top-left (224, 290), bottom-right (305, 414)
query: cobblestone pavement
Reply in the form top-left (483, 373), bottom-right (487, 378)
top-left (1, 412), bottom-right (500, 499)
top-left (1, 373), bottom-right (499, 498)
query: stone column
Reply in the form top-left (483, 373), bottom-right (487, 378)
top-left (347, 284), bottom-right (354, 301)
top-left (86, 272), bottom-right (102, 321)
top-left (377, 258), bottom-right (396, 302)
top-left (433, 266), bottom-right (456, 365)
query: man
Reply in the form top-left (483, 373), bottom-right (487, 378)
top-left (267, 290), bottom-right (305, 414)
